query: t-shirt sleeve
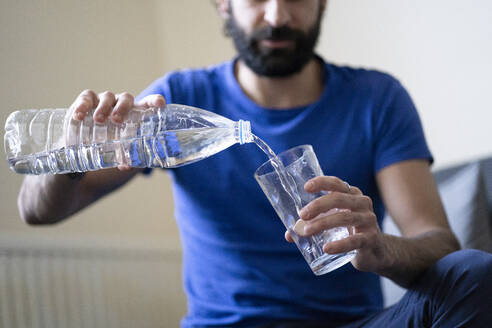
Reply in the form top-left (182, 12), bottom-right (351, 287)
top-left (373, 80), bottom-right (433, 173)
top-left (135, 74), bottom-right (174, 104)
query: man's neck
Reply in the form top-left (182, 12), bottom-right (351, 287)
top-left (235, 57), bottom-right (324, 109)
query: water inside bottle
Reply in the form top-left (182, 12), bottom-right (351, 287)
top-left (8, 126), bottom-right (240, 174)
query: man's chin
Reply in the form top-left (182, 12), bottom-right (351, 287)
top-left (248, 62), bottom-right (306, 78)
top-left (257, 46), bottom-right (296, 57)
top-left (240, 49), bottom-right (315, 77)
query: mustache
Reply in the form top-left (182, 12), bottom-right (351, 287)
top-left (251, 26), bottom-right (304, 42)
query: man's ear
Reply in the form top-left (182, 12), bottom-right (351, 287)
top-left (216, 0), bottom-right (231, 19)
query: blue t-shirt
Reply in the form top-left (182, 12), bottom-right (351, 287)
top-left (137, 57), bottom-right (433, 327)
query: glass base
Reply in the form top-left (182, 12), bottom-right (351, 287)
top-left (310, 250), bottom-right (356, 275)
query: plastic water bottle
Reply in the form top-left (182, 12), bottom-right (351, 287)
top-left (4, 104), bottom-right (253, 174)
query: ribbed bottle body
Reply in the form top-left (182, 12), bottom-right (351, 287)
top-left (4, 104), bottom-right (253, 174)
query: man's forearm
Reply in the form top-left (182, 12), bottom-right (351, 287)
top-left (377, 229), bottom-right (460, 288)
top-left (18, 174), bottom-right (87, 225)
top-left (18, 168), bottom-right (141, 225)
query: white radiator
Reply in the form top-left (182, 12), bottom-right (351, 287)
top-left (0, 246), bottom-right (184, 328)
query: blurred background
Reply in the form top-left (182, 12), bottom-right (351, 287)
top-left (0, 0), bottom-right (491, 327)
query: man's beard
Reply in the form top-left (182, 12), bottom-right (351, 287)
top-left (224, 7), bottom-right (323, 77)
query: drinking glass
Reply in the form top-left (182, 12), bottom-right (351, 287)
top-left (254, 145), bottom-right (356, 275)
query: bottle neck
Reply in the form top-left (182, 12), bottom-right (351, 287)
top-left (236, 120), bottom-right (254, 145)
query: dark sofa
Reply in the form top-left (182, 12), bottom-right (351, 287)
top-left (382, 156), bottom-right (492, 305)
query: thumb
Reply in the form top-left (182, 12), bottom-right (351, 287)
top-left (285, 230), bottom-right (295, 243)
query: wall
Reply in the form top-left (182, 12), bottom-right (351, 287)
top-left (0, 0), bottom-right (491, 325)
top-left (320, 0), bottom-right (492, 168)
top-left (0, 0), bottom-right (234, 249)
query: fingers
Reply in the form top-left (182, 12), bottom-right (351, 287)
top-left (298, 210), bottom-right (377, 237)
top-left (93, 91), bottom-right (117, 123)
top-left (71, 89), bottom-right (99, 121)
top-left (305, 176), bottom-right (362, 195)
top-left (93, 91), bottom-right (138, 124)
top-left (111, 92), bottom-right (134, 124)
top-left (299, 192), bottom-right (373, 221)
top-left (293, 219), bottom-right (307, 235)
top-left (136, 94), bottom-right (166, 108)
top-left (117, 164), bottom-right (133, 171)
top-left (284, 230), bottom-right (295, 243)
top-left (294, 207), bottom-right (339, 234)
top-left (303, 210), bottom-right (357, 235)
top-left (323, 233), bottom-right (367, 254)
top-left (71, 90), bottom-right (152, 125)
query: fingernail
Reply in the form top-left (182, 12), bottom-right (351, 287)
top-left (75, 112), bottom-right (84, 121)
top-left (96, 114), bottom-right (105, 122)
top-left (303, 224), bottom-right (313, 235)
top-left (299, 207), bottom-right (309, 220)
top-left (305, 181), bottom-right (314, 190)
top-left (112, 114), bottom-right (122, 122)
top-left (293, 220), bottom-right (306, 235)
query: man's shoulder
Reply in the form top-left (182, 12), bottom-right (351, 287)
top-left (320, 60), bottom-right (412, 114)
top-left (145, 60), bottom-right (233, 105)
top-left (325, 61), bottom-right (402, 91)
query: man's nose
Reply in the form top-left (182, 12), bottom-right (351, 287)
top-left (264, 0), bottom-right (291, 27)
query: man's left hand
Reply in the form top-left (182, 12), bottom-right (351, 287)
top-left (285, 176), bottom-right (391, 273)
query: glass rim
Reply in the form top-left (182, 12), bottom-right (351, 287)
top-left (254, 144), bottom-right (313, 178)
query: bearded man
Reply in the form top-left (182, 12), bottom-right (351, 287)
top-left (18, 1), bottom-right (491, 327)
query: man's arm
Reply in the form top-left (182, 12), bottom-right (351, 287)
top-left (288, 159), bottom-right (460, 288)
top-left (17, 90), bottom-right (166, 225)
top-left (18, 168), bottom-right (142, 225)
top-left (374, 159), bottom-right (460, 287)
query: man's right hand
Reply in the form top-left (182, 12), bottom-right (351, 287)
top-left (17, 90), bottom-right (167, 224)
top-left (68, 90), bottom-right (167, 170)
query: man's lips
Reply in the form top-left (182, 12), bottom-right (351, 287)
top-left (259, 39), bottom-right (294, 48)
